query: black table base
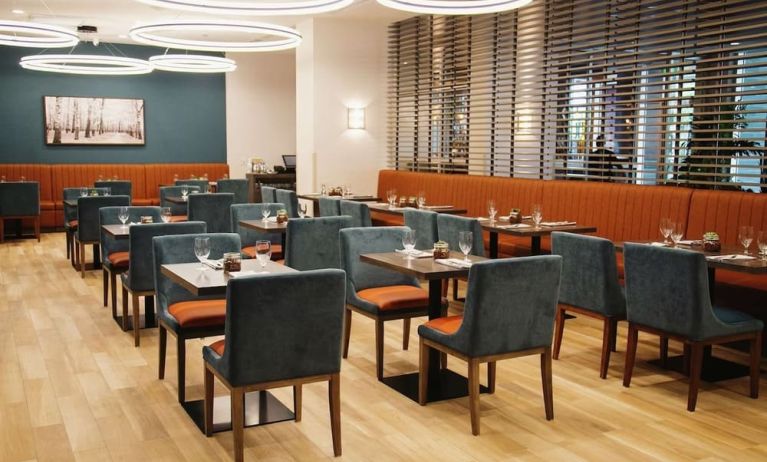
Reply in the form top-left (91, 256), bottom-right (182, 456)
top-left (182, 390), bottom-right (295, 434)
top-left (382, 369), bottom-right (489, 404)
top-left (647, 354), bottom-right (751, 382)
top-left (111, 297), bottom-right (156, 331)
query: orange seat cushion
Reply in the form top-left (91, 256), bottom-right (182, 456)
top-left (242, 244), bottom-right (283, 259)
top-left (168, 299), bottom-right (226, 328)
top-left (68, 219), bottom-right (78, 228)
top-left (108, 251), bottom-right (129, 268)
top-left (170, 215), bottom-right (187, 222)
top-left (423, 315), bottom-right (463, 335)
top-left (209, 339), bottom-right (225, 356)
top-left (357, 285), bottom-right (429, 311)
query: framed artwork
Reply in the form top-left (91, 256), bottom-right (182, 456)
top-left (43, 96), bottom-right (145, 145)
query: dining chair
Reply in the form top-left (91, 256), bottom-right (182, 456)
top-left (403, 209), bottom-right (438, 250)
top-left (0, 181), bottom-right (40, 243)
top-left (260, 185), bottom-right (276, 203)
top-left (99, 206), bottom-right (161, 315)
top-left (160, 185), bottom-right (200, 218)
top-left (340, 226), bottom-right (445, 379)
top-left (203, 269), bottom-right (345, 460)
top-left (95, 180), bottom-right (132, 199)
top-left (230, 203), bottom-right (285, 259)
top-left (63, 187), bottom-right (109, 261)
top-left (175, 179), bottom-right (209, 192)
top-left (122, 221), bottom-right (206, 346)
top-left (339, 200), bottom-right (372, 227)
top-left (319, 197), bottom-right (341, 217)
top-left (275, 188), bottom-right (299, 218)
top-left (418, 256), bottom-right (562, 435)
top-left (215, 179), bottom-right (248, 204)
top-left (551, 232), bottom-right (626, 378)
top-left (187, 193), bottom-right (235, 233)
top-left (284, 216), bottom-right (354, 270)
top-left (153, 232), bottom-right (241, 403)
top-left (622, 243), bottom-right (763, 411)
top-left (437, 214), bottom-right (485, 300)
top-left (75, 195), bottom-right (131, 278)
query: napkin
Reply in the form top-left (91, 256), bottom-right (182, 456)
top-left (706, 254), bottom-right (756, 261)
top-left (676, 240), bottom-right (698, 246)
top-left (648, 242), bottom-right (668, 247)
top-left (263, 216), bottom-right (278, 223)
top-left (435, 258), bottom-right (473, 269)
top-left (203, 259), bottom-right (224, 270)
top-left (497, 223), bottom-right (532, 229)
top-left (228, 270), bottom-right (258, 278)
top-left (421, 205), bottom-right (453, 210)
top-left (540, 221), bottom-right (577, 227)
top-left (395, 249), bottom-right (433, 258)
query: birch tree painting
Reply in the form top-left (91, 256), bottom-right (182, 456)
top-left (44, 96), bottom-right (145, 145)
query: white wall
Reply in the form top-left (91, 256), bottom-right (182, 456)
top-left (225, 51), bottom-right (296, 179)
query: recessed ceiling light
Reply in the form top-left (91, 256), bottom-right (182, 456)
top-left (11, 9), bottom-right (24, 14)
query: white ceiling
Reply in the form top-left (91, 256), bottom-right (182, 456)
top-left (1, 0), bottom-right (412, 45)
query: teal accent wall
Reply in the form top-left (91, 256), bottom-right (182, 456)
top-left (0, 42), bottom-right (226, 164)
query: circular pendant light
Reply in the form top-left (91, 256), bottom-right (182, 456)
top-left (376, 0), bottom-right (533, 15)
top-left (20, 55), bottom-right (153, 75)
top-left (134, 0), bottom-right (354, 15)
top-left (130, 20), bottom-right (302, 52)
top-left (150, 54), bottom-right (237, 73)
top-left (0, 20), bottom-right (79, 48)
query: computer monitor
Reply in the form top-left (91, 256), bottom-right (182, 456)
top-left (282, 155), bottom-right (296, 172)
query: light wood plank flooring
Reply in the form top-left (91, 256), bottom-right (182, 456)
top-left (1, 233), bottom-right (766, 461)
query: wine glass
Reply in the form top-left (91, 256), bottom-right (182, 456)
top-left (103, 188), bottom-right (111, 196)
top-left (659, 217), bottom-right (673, 244)
top-left (261, 208), bottom-right (271, 222)
top-left (388, 189), bottom-right (398, 208)
top-left (670, 222), bottom-right (684, 246)
top-left (194, 237), bottom-right (211, 270)
top-left (298, 203), bottom-right (308, 218)
top-left (181, 187), bottom-right (189, 200)
top-left (739, 225), bottom-right (754, 255)
top-left (757, 230), bottom-right (767, 261)
top-left (118, 206), bottom-right (129, 227)
top-left (255, 240), bottom-right (272, 271)
top-left (80, 187), bottom-right (88, 197)
top-left (459, 231), bottom-right (473, 262)
top-left (531, 204), bottom-right (543, 228)
top-left (417, 191), bottom-right (426, 209)
top-left (402, 229), bottom-right (416, 258)
top-left (173, 173), bottom-right (179, 182)
top-left (488, 200), bottom-right (497, 222)
top-left (160, 207), bottom-right (172, 223)
top-left (321, 184), bottom-right (327, 196)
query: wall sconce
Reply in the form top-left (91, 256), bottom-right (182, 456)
top-left (347, 107), bottom-right (365, 129)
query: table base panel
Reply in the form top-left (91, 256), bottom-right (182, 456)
top-left (182, 391), bottom-right (295, 434)
top-left (111, 314), bottom-right (157, 331)
top-left (381, 369), bottom-right (489, 404)
top-left (646, 355), bottom-right (751, 382)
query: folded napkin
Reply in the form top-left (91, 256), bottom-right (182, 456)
top-left (435, 258), bottom-right (473, 269)
top-left (676, 240), bottom-right (699, 246)
top-left (395, 249), bottom-right (433, 258)
top-left (497, 223), bottom-right (532, 229)
top-left (648, 242), bottom-right (668, 247)
top-left (203, 259), bottom-right (224, 270)
top-left (706, 254), bottom-right (756, 261)
top-left (263, 216), bottom-right (277, 223)
top-left (540, 221), bottom-right (577, 227)
top-left (228, 270), bottom-right (258, 278)
top-left (421, 205), bottom-right (453, 210)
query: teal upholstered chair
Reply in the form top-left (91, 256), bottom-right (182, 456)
top-left (230, 203), bottom-right (285, 259)
top-left (153, 232), bottom-right (240, 402)
top-left (319, 197), bottom-right (341, 217)
top-left (339, 200), bottom-right (372, 227)
top-left (418, 256), bottom-right (562, 435)
top-left (551, 232), bottom-right (626, 379)
top-left (260, 186), bottom-right (276, 203)
top-left (121, 221), bottom-right (206, 346)
top-left (437, 214), bottom-right (485, 300)
top-left (188, 193), bottom-right (235, 233)
top-left (175, 179), bottom-right (209, 192)
top-left (160, 185), bottom-right (200, 217)
top-left (622, 243), bottom-right (763, 412)
top-left (340, 227), bottom-right (442, 379)
top-left (63, 187), bottom-right (109, 261)
top-left (0, 181), bottom-right (40, 243)
top-left (216, 179), bottom-right (248, 204)
top-left (275, 189), bottom-right (299, 218)
top-left (98, 206), bottom-right (161, 316)
top-left (203, 269), bottom-right (345, 459)
top-left (284, 216), bottom-right (354, 270)
top-left (75, 195), bottom-right (130, 278)
top-left (95, 180), bottom-right (132, 199)
top-left (403, 209), bottom-right (438, 250)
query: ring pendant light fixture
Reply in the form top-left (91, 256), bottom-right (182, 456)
top-left (20, 54), bottom-right (153, 75)
top-left (0, 20), bottom-right (78, 48)
top-left (149, 54), bottom-right (237, 73)
top-left (376, 0), bottom-right (533, 15)
top-left (134, 0), bottom-right (354, 15)
top-left (130, 20), bottom-right (302, 52)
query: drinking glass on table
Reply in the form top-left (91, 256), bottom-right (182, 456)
top-left (80, 187), bottom-right (88, 197)
top-left (402, 229), bottom-right (416, 259)
top-left (321, 184), bottom-right (327, 196)
top-left (255, 240), bottom-right (272, 271)
top-left (417, 191), bottom-right (426, 209)
top-left (670, 222), bottom-right (684, 246)
top-left (181, 187), bottom-right (189, 199)
top-left (387, 189), bottom-right (397, 208)
top-left (103, 188), bottom-right (110, 196)
top-left (118, 206), bottom-right (129, 227)
top-left (531, 204), bottom-right (543, 228)
top-left (20, 176), bottom-right (25, 182)
top-left (298, 203), bottom-right (308, 218)
top-left (160, 207), bottom-right (172, 223)
top-left (488, 200), bottom-right (497, 222)
top-left (757, 230), bottom-right (767, 260)
top-left (459, 231), bottom-right (473, 262)
top-left (659, 217), bottom-right (673, 244)
top-left (739, 225), bottom-right (754, 255)
top-left (194, 237), bottom-right (211, 270)
top-left (261, 208), bottom-right (271, 222)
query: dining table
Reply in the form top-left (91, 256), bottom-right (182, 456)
top-left (164, 195), bottom-right (189, 205)
top-left (481, 219), bottom-right (597, 257)
top-left (360, 251), bottom-right (488, 403)
top-left (367, 203), bottom-right (468, 216)
top-left (101, 223), bottom-right (130, 240)
top-left (297, 193), bottom-right (381, 216)
top-left (239, 219), bottom-right (288, 250)
top-left (159, 259), bottom-right (298, 434)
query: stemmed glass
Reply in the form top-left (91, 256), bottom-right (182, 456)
top-left (670, 222), bottom-right (684, 246)
top-left (80, 187), bottom-right (88, 197)
top-left (402, 229), bottom-right (416, 259)
top-left (181, 187), bottom-right (189, 200)
top-left (487, 200), bottom-right (497, 222)
top-left (459, 231), bottom-right (473, 262)
top-left (659, 217), bottom-right (673, 244)
top-left (739, 225), bottom-right (754, 255)
top-left (417, 192), bottom-right (426, 209)
top-left (255, 240), bottom-right (272, 272)
top-left (531, 204), bottom-right (543, 228)
top-left (160, 207), bottom-right (172, 223)
top-left (298, 203), bottom-right (308, 218)
top-left (194, 237), bottom-right (211, 270)
top-left (261, 208), bottom-right (271, 222)
top-left (757, 230), bottom-right (767, 261)
top-left (118, 206), bottom-right (129, 227)
top-left (104, 188), bottom-right (111, 196)
top-left (387, 189), bottom-right (397, 208)
top-left (321, 184), bottom-right (327, 196)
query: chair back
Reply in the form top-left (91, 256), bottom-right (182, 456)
top-left (285, 216), bottom-right (354, 270)
top-left (76, 196), bottom-right (130, 242)
top-left (624, 243), bottom-right (724, 339)
top-left (340, 227), bottom-right (420, 294)
top-left (212, 269), bottom-right (346, 386)
top-left (216, 179), bottom-right (248, 204)
top-left (188, 193), bottom-right (235, 233)
top-left (319, 197), bottom-right (341, 217)
top-left (260, 186), bottom-right (276, 203)
top-left (160, 185), bottom-right (200, 215)
top-left (99, 206), bottom-right (161, 265)
top-left (275, 189), bottom-right (299, 218)
top-left (403, 209), bottom-right (438, 251)
top-left (437, 214), bottom-right (485, 257)
top-left (551, 232), bottom-right (625, 317)
top-left (230, 203), bottom-right (286, 247)
top-left (454, 256), bottom-right (562, 357)
top-left (95, 181), bottom-right (132, 198)
top-left (0, 182), bottom-right (39, 217)
top-left (339, 200), bottom-right (372, 227)
top-left (175, 179), bottom-right (209, 191)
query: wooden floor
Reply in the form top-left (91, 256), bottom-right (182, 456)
top-left (1, 233), bottom-right (766, 462)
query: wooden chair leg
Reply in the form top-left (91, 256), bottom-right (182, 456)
top-left (441, 352), bottom-right (448, 370)
top-left (599, 317), bottom-right (613, 379)
top-left (132, 293), bottom-right (141, 347)
top-left (34, 217), bottom-right (40, 242)
top-left (110, 271), bottom-right (118, 317)
top-left (102, 269), bottom-right (109, 307)
top-left (342, 308), bottom-right (351, 359)
top-left (80, 241), bottom-right (86, 278)
top-left (552, 305), bottom-right (565, 360)
top-left (402, 318), bottom-right (411, 350)
top-left (177, 337), bottom-right (186, 403)
top-left (231, 387), bottom-right (245, 462)
top-left (468, 358), bottom-right (481, 435)
top-left (0, 218), bottom-right (4, 244)
top-left (418, 339), bottom-right (429, 405)
top-left (660, 336), bottom-right (669, 368)
top-left (293, 385), bottom-right (302, 422)
top-left (683, 343), bottom-right (691, 376)
top-left (452, 279), bottom-right (459, 300)
top-left (158, 325), bottom-right (167, 379)
top-left (441, 279), bottom-right (448, 298)
top-left (750, 333), bottom-right (762, 399)
top-left (204, 365), bottom-right (214, 436)
top-left (541, 347), bottom-right (554, 420)
top-left (121, 287), bottom-right (129, 331)
top-left (623, 323), bottom-right (638, 388)
top-left (609, 318), bottom-right (618, 352)
top-left (328, 373), bottom-right (342, 457)
top-left (687, 342), bottom-right (704, 412)
top-left (375, 320), bottom-right (384, 380)
top-left (65, 231), bottom-right (70, 258)
top-left (487, 362), bottom-right (496, 394)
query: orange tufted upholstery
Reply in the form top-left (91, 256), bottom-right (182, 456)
top-left (422, 315), bottom-right (463, 335)
top-left (209, 339), bottom-right (225, 356)
top-left (50, 164), bottom-right (149, 206)
top-left (107, 251), bottom-right (129, 268)
top-left (0, 164), bottom-right (55, 227)
top-left (168, 299), bottom-right (226, 328)
top-left (357, 285), bottom-right (430, 311)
